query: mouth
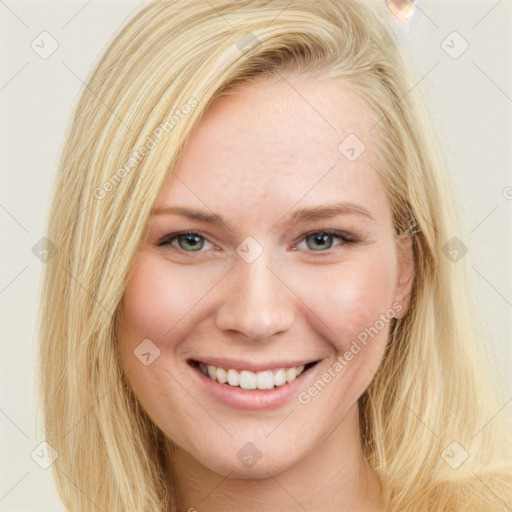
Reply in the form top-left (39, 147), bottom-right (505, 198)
top-left (187, 358), bottom-right (320, 391)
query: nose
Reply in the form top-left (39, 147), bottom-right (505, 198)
top-left (214, 253), bottom-right (295, 343)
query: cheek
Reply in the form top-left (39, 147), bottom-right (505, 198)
top-left (341, 260), bottom-right (395, 332)
top-left (299, 247), bottom-right (398, 353)
top-left (120, 254), bottom-right (207, 347)
top-left (115, 255), bottom-right (199, 396)
top-left (291, 249), bottom-right (398, 410)
top-left (116, 255), bottom-right (206, 430)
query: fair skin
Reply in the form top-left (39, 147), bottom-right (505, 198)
top-left (117, 74), bottom-right (414, 512)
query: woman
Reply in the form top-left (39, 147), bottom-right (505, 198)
top-left (35, 0), bottom-right (512, 510)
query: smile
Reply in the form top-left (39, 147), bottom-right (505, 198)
top-left (189, 359), bottom-right (318, 390)
top-left (186, 357), bottom-right (322, 410)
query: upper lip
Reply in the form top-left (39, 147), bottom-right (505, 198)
top-left (188, 357), bottom-right (321, 372)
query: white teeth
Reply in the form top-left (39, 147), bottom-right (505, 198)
top-left (216, 367), bottom-right (227, 384)
top-left (239, 370), bottom-right (257, 390)
top-left (285, 367), bottom-right (297, 382)
top-left (196, 361), bottom-right (310, 390)
top-left (207, 365), bottom-right (217, 381)
top-left (256, 370), bottom-right (275, 390)
top-left (227, 369), bottom-right (240, 387)
top-left (272, 368), bottom-right (287, 386)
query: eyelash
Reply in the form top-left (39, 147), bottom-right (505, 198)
top-left (156, 229), bottom-right (356, 257)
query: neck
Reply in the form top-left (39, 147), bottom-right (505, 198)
top-left (166, 403), bottom-right (385, 512)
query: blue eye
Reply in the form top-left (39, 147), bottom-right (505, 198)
top-left (301, 229), bottom-right (355, 254)
top-left (156, 230), bottom-right (355, 255)
top-left (304, 233), bottom-right (334, 250)
top-left (156, 232), bottom-right (214, 252)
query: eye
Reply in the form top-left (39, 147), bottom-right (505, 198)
top-left (296, 230), bottom-right (355, 253)
top-left (156, 229), bottom-right (355, 256)
top-left (156, 232), bottom-right (214, 253)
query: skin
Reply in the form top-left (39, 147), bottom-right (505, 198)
top-left (117, 74), bottom-right (414, 512)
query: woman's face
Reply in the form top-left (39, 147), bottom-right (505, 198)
top-left (117, 75), bottom-right (413, 479)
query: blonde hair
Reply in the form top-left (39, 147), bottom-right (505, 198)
top-left (35, 0), bottom-right (512, 510)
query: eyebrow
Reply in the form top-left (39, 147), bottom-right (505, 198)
top-left (152, 201), bottom-right (375, 230)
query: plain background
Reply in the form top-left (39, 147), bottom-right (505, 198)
top-left (1, 0), bottom-right (511, 509)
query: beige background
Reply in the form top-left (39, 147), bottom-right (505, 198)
top-left (0, 0), bottom-right (511, 509)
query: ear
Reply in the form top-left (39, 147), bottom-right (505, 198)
top-left (393, 239), bottom-right (415, 319)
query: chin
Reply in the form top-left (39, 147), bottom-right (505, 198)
top-left (191, 440), bottom-right (303, 480)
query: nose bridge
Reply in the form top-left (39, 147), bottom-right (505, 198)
top-left (215, 250), bottom-right (294, 342)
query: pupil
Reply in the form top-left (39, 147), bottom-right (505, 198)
top-left (309, 233), bottom-right (332, 250)
top-left (181, 235), bottom-right (202, 251)
top-left (178, 234), bottom-right (333, 252)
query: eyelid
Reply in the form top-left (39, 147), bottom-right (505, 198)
top-left (156, 230), bottom-right (217, 251)
top-left (293, 228), bottom-right (356, 245)
top-left (156, 229), bottom-right (357, 256)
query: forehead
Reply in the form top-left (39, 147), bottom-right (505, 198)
top-left (155, 76), bottom-right (388, 225)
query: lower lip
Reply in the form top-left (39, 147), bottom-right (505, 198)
top-left (188, 361), bottom-right (321, 411)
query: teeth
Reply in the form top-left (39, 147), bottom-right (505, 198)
top-left (239, 370), bottom-right (257, 390)
top-left (216, 367), bottom-right (227, 384)
top-left (272, 368), bottom-right (286, 386)
top-left (207, 365), bottom-right (217, 380)
top-left (256, 370), bottom-right (274, 390)
top-left (227, 368), bottom-right (239, 387)
top-left (197, 362), bottom-right (309, 390)
top-left (285, 367), bottom-right (297, 382)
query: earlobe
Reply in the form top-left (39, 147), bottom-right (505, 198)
top-left (393, 239), bottom-right (415, 319)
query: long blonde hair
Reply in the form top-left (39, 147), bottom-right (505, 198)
top-left (35, 0), bottom-right (512, 510)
